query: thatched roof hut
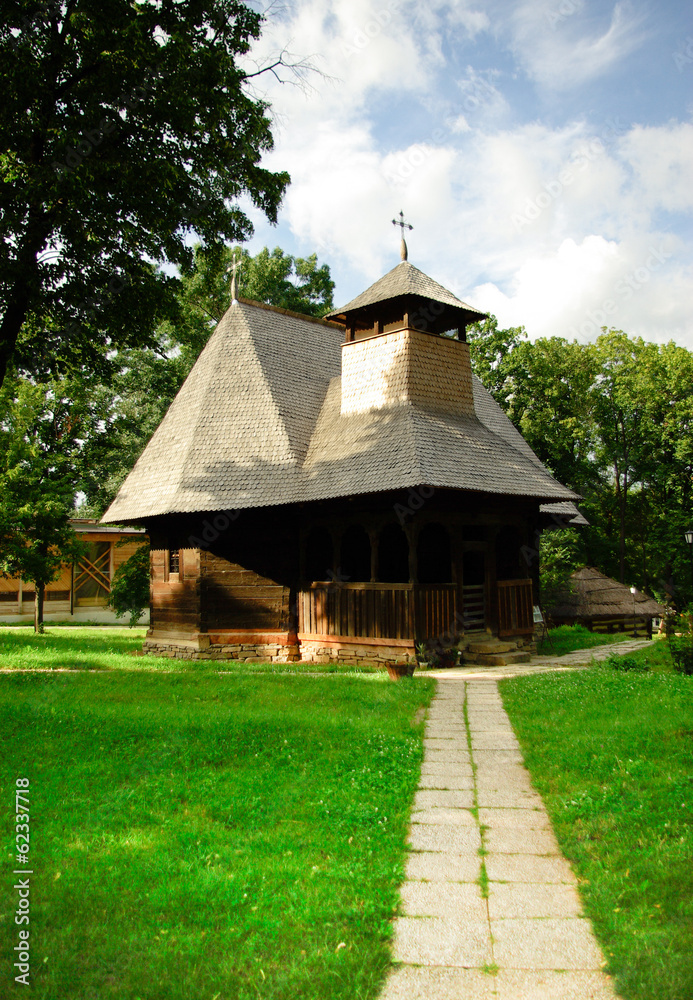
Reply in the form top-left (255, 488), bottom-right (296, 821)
top-left (550, 567), bottom-right (664, 635)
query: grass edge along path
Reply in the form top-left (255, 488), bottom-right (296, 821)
top-left (500, 659), bottom-right (693, 1000)
top-left (0, 670), bottom-right (435, 1000)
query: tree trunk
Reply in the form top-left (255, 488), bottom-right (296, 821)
top-left (34, 583), bottom-right (45, 634)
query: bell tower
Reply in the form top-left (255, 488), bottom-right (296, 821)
top-left (326, 250), bottom-right (487, 419)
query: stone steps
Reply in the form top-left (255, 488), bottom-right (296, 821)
top-left (462, 638), bottom-right (535, 667)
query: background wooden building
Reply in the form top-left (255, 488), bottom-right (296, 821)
top-left (103, 259), bottom-right (580, 666)
top-left (0, 519), bottom-right (148, 624)
top-left (549, 566), bottom-right (664, 638)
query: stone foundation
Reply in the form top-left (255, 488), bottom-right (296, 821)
top-left (142, 630), bottom-right (300, 663)
top-left (297, 636), bottom-right (416, 668)
top-left (142, 630), bottom-right (534, 667)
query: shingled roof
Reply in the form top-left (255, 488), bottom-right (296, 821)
top-left (550, 567), bottom-right (664, 619)
top-left (326, 260), bottom-right (486, 325)
top-left (102, 293), bottom-right (579, 524)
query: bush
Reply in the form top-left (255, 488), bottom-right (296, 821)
top-left (108, 541), bottom-right (150, 626)
top-left (668, 610), bottom-right (693, 676)
top-left (605, 653), bottom-right (649, 672)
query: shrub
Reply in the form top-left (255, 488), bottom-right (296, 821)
top-left (605, 654), bottom-right (649, 672)
top-left (668, 610), bottom-right (693, 676)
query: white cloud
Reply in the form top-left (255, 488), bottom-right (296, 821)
top-left (505, 0), bottom-right (647, 89)
top-left (236, 1), bottom-right (692, 348)
top-left (471, 234), bottom-right (689, 344)
top-left (618, 122), bottom-right (693, 212)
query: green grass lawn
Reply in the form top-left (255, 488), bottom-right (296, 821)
top-left (0, 626), bottom-right (379, 673)
top-left (537, 623), bottom-right (639, 656)
top-left (0, 670), bottom-right (434, 999)
top-left (501, 657), bottom-right (693, 1000)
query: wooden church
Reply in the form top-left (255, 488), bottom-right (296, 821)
top-left (103, 245), bottom-right (581, 666)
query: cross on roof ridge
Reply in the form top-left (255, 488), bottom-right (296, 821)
top-left (392, 210), bottom-right (413, 261)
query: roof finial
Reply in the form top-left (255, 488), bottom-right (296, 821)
top-left (392, 210), bottom-right (413, 261)
top-left (226, 247), bottom-right (243, 304)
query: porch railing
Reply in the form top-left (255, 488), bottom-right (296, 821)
top-left (298, 582), bottom-right (457, 641)
top-left (497, 578), bottom-right (534, 636)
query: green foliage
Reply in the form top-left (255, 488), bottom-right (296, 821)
top-left (0, 373), bottom-right (93, 630)
top-left (605, 653), bottom-right (649, 672)
top-left (0, 669), bottom-right (434, 998)
top-left (539, 527), bottom-right (582, 610)
top-left (502, 668), bottom-right (693, 1000)
top-left (668, 611), bottom-right (693, 676)
top-left (0, 1), bottom-right (290, 385)
top-left (472, 320), bottom-right (693, 605)
top-left (108, 541), bottom-right (150, 626)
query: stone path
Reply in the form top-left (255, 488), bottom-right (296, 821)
top-left (379, 678), bottom-right (616, 1000)
top-left (424, 636), bottom-right (652, 680)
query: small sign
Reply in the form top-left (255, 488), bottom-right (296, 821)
top-left (533, 605), bottom-right (544, 624)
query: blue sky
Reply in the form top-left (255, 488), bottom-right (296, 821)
top-left (240, 0), bottom-right (692, 345)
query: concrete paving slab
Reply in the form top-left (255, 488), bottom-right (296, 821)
top-left (424, 737), bottom-right (469, 749)
top-left (486, 854), bottom-right (577, 884)
top-left (393, 916), bottom-right (493, 967)
top-left (485, 826), bottom-right (560, 855)
top-left (471, 749), bottom-right (525, 765)
top-left (379, 966), bottom-right (497, 1000)
top-left (492, 917), bottom-right (605, 970)
top-left (476, 788), bottom-right (544, 808)
top-left (400, 881), bottom-right (487, 920)
top-left (488, 882), bottom-right (584, 919)
top-left (421, 762), bottom-right (474, 778)
top-left (411, 807), bottom-right (477, 826)
top-left (475, 769), bottom-right (536, 792)
top-left (408, 823), bottom-right (482, 853)
top-left (472, 736), bottom-right (521, 750)
top-left (414, 789), bottom-right (475, 810)
top-left (478, 807), bottom-right (550, 829)
top-left (419, 773), bottom-right (475, 790)
top-left (423, 749), bottom-right (472, 764)
top-left (405, 851), bottom-right (481, 883)
top-left (425, 724), bottom-right (468, 733)
top-left (495, 969), bottom-right (615, 999)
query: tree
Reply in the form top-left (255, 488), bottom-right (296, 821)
top-left (467, 315), bottom-right (527, 400)
top-left (0, 373), bottom-right (91, 631)
top-left (108, 539), bottom-right (150, 626)
top-left (0, 0), bottom-right (290, 387)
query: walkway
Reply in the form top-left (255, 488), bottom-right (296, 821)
top-left (424, 636), bottom-right (652, 680)
top-left (379, 677), bottom-right (616, 1000)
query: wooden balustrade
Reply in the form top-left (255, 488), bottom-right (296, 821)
top-left (299, 578), bottom-right (534, 641)
top-left (299, 582), bottom-right (457, 641)
top-left (497, 578), bottom-right (534, 636)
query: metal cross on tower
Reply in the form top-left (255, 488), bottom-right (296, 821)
top-left (392, 210), bottom-right (413, 261)
top-left (226, 248), bottom-right (243, 303)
